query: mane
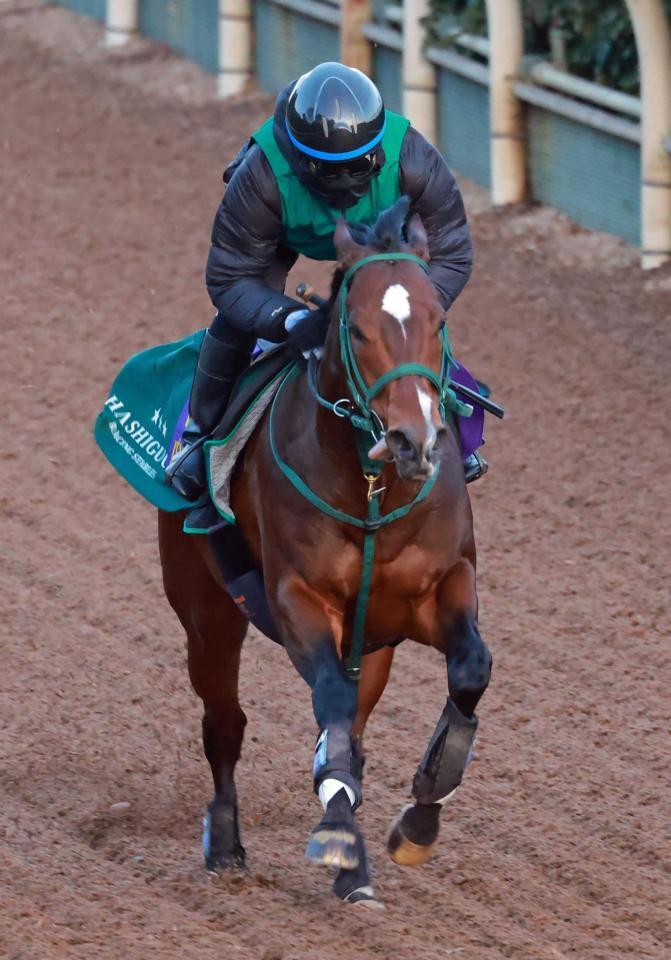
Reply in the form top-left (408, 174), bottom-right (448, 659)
top-left (327, 195), bottom-right (412, 308)
top-left (347, 195), bottom-right (411, 253)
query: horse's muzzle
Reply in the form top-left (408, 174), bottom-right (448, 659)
top-left (386, 425), bottom-right (447, 482)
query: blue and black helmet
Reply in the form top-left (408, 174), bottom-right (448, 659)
top-left (286, 62), bottom-right (386, 164)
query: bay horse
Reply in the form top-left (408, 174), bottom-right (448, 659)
top-left (158, 198), bottom-right (492, 906)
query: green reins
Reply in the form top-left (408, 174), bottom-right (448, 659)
top-left (269, 252), bottom-right (473, 680)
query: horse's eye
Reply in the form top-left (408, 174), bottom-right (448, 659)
top-left (349, 324), bottom-right (367, 343)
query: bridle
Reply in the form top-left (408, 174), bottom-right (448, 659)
top-left (306, 252), bottom-right (473, 443)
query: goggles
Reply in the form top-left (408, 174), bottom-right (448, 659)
top-left (308, 152), bottom-right (377, 181)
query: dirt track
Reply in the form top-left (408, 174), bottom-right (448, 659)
top-left (1, 4), bottom-right (670, 958)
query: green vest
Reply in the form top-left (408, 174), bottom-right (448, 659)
top-left (252, 111), bottom-right (410, 261)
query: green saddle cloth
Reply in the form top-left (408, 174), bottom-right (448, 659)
top-left (94, 330), bottom-right (294, 520)
top-left (94, 329), bottom-right (206, 512)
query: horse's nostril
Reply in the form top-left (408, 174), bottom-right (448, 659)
top-left (387, 429), bottom-right (417, 461)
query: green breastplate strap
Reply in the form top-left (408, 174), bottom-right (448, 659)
top-left (269, 364), bottom-right (439, 682)
top-left (252, 112), bottom-right (410, 261)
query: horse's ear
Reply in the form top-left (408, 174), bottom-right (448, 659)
top-left (405, 212), bottom-right (429, 262)
top-left (334, 218), bottom-right (361, 269)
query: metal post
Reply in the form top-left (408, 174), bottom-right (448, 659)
top-left (106, 0), bottom-right (137, 48)
top-left (403, 0), bottom-right (436, 144)
top-left (485, 0), bottom-right (526, 204)
top-left (341, 0), bottom-right (372, 74)
top-left (625, 0), bottom-right (671, 269)
top-left (218, 0), bottom-right (252, 98)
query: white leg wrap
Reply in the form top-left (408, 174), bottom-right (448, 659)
top-left (318, 777), bottom-right (356, 809)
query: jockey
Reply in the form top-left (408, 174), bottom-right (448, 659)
top-left (167, 62), bottom-right (486, 499)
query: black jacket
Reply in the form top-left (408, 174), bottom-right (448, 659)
top-left (206, 85), bottom-right (473, 343)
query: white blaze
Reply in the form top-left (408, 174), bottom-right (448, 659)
top-left (417, 386), bottom-right (438, 452)
top-left (381, 283), bottom-right (411, 339)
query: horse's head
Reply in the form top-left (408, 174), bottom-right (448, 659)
top-left (331, 197), bottom-right (452, 483)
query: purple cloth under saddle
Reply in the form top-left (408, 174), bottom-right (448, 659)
top-left (451, 361), bottom-right (485, 460)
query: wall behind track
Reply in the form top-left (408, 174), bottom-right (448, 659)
top-left (138, 0), bottom-right (219, 75)
top-left (372, 44), bottom-right (402, 114)
top-left (528, 108), bottom-right (641, 245)
top-left (54, 0), bottom-right (106, 20)
top-left (437, 69), bottom-right (491, 189)
top-left (254, 0), bottom-right (340, 94)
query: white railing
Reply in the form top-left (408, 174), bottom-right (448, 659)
top-left (361, 21), bottom-right (402, 51)
top-left (425, 46), bottom-right (488, 87)
top-left (528, 62), bottom-right (641, 119)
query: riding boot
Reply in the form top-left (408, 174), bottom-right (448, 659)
top-left (166, 331), bottom-right (250, 499)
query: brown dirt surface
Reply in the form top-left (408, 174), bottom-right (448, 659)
top-left (1, 4), bottom-right (670, 959)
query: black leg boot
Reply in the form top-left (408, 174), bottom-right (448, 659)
top-left (165, 331), bottom-right (250, 500)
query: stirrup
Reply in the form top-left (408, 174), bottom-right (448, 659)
top-left (165, 434), bottom-right (209, 499)
top-left (464, 450), bottom-right (488, 484)
top-left (165, 432), bottom-right (207, 478)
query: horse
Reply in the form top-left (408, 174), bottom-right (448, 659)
top-left (158, 197), bottom-right (492, 906)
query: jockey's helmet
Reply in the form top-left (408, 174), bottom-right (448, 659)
top-left (285, 62), bottom-right (385, 201)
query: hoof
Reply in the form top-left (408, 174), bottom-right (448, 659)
top-left (354, 897), bottom-right (385, 911)
top-left (305, 825), bottom-right (360, 870)
top-left (203, 810), bottom-right (246, 873)
top-left (387, 828), bottom-right (435, 867)
top-left (342, 886), bottom-right (385, 910)
top-left (387, 803), bottom-right (439, 867)
top-left (205, 849), bottom-right (246, 873)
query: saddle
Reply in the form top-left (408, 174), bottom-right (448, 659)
top-left (213, 343), bottom-right (293, 442)
top-left (183, 344), bottom-right (295, 535)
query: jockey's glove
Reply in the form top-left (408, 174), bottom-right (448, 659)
top-left (284, 308), bottom-right (311, 333)
top-left (284, 303), bottom-right (332, 364)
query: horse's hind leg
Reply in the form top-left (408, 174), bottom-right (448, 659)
top-left (158, 511), bottom-right (248, 871)
top-left (388, 559), bottom-right (492, 866)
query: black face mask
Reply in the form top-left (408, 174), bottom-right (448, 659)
top-left (303, 148), bottom-right (384, 209)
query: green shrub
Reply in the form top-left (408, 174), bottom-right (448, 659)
top-left (426, 0), bottom-right (671, 95)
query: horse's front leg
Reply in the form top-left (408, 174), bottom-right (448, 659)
top-left (275, 574), bottom-right (377, 898)
top-left (388, 558), bottom-right (492, 866)
top-left (331, 643), bottom-right (394, 905)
